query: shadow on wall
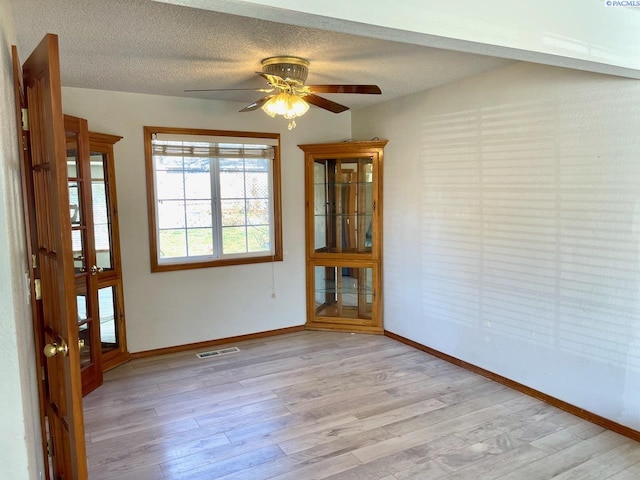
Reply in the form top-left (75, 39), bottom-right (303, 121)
top-left (415, 90), bottom-right (640, 373)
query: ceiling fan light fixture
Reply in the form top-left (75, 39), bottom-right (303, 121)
top-left (261, 91), bottom-right (310, 130)
top-left (261, 56), bottom-right (309, 84)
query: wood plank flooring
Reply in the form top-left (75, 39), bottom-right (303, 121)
top-left (83, 331), bottom-right (640, 479)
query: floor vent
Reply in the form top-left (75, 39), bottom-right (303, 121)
top-left (196, 346), bottom-right (240, 359)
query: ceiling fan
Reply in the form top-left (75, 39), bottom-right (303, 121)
top-left (185, 56), bottom-right (382, 129)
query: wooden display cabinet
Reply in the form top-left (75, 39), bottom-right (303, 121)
top-left (299, 140), bottom-right (387, 333)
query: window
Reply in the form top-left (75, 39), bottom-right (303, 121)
top-left (144, 127), bottom-right (282, 271)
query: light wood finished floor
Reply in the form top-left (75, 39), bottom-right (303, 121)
top-left (84, 331), bottom-right (640, 479)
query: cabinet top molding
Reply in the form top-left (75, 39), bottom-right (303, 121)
top-left (298, 139), bottom-right (388, 154)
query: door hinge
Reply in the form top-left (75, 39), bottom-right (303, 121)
top-left (31, 254), bottom-right (37, 269)
top-left (46, 439), bottom-right (53, 457)
top-left (21, 108), bottom-right (29, 131)
top-left (34, 278), bottom-right (42, 300)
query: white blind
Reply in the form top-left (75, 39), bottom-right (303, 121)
top-left (154, 133), bottom-right (278, 146)
top-left (151, 142), bottom-right (274, 159)
top-left (152, 133), bottom-right (277, 159)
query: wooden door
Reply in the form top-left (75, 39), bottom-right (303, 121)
top-left (21, 33), bottom-right (88, 480)
top-left (65, 115), bottom-right (103, 395)
top-left (11, 43), bottom-right (51, 480)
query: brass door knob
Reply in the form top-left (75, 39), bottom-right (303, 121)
top-left (43, 340), bottom-right (68, 358)
top-left (90, 265), bottom-right (104, 276)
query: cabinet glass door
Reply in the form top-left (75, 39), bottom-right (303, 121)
top-left (301, 140), bottom-right (386, 334)
top-left (89, 150), bottom-right (120, 355)
top-left (88, 133), bottom-right (128, 371)
top-left (97, 285), bottom-right (118, 352)
top-left (314, 264), bottom-right (374, 321)
top-left (313, 157), bottom-right (374, 254)
top-left (90, 152), bottom-right (114, 272)
top-left (66, 115), bottom-right (102, 395)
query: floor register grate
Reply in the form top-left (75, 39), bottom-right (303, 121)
top-left (195, 346), bottom-right (241, 359)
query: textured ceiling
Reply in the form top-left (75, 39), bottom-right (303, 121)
top-left (12, 0), bottom-right (514, 111)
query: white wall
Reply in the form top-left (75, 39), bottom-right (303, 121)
top-left (352, 62), bottom-right (640, 430)
top-left (0, 0), bottom-right (45, 477)
top-left (62, 87), bottom-right (351, 352)
top-left (159, 0), bottom-right (640, 77)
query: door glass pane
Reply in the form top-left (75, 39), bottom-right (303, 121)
top-left (78, 321), bottom-right (92, 369)
top-left (76, 274), bottom-right (93, 369)
top-left (72, 230), bottom-right (86, 273)
top-left (90, 153), bottom-right (114, 271)
top-left (314, 265), bottom-right (373, 319)
top-left (68, 181), bottom-right (82, 226)
top-left (98, 286), bottom-right (119, 353)
top-left (68, 159), bottom-right (78, 178)
top-left (76, 291), bottom-right (88, 321)
top-left (313, 158), bottom-right (373, 254)
top-left (67, 134), bottom-right (79, 178)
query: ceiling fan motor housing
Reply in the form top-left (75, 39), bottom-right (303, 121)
top-left (261, 56), bottom-right (309, 84)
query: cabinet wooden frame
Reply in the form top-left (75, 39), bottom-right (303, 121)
top-left (299, 140), bottom-right (387, 334)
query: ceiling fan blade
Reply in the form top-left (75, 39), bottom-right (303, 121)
top-left (184, 87), bottom-right (273, 93)
top-left (256, 72), bottom-right (289, 88)
top-left (239, 95), bottom-right (274, 112)
top-left (304, 94), bottom-right (349, 114)
top-left (307, 85), bottom-right (382, 95)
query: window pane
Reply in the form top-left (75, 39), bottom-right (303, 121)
top-left (248, 225), bottom-right (270, 252)
top-left (221, 199), bottom-right (246, 226)
top-left (222, 226), bottom-right (247, 254)
top-left (246, 199), bottom-right (269, 225)
top-left (158, 200), bottom-right (186, 229)
top-left (219, 158), bottom-right (245, 171)
top-left (156, 170), bottom-right (185, 199)
top-left (159, 229), bottom-right (187, 258)
top-left (220, 171), bottom-right (245, 198)
top-left (246, 172), bottom-right (269, 198)
top-left (245, 158), bottom-right (269, 172)
top-left (184, 157), bottom-right (210, 171)
top-left (155, 155), bottom-right (183, 170)
top-left (185, 171), bottom-right (211, 199)
top-left (187, 228), bottom-right (214, 256)
top-left (186, 200), bottom-right (213, 228)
